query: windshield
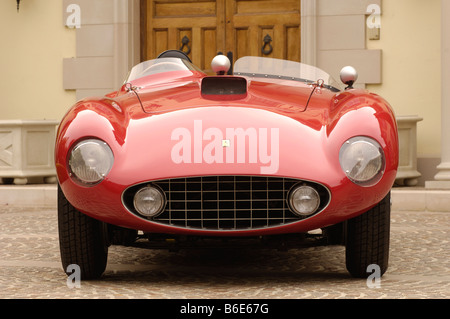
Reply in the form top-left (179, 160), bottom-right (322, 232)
top-left (233, 56), bottom-right (342, 91)
top-left (126, 58), bottom-right (204, 82)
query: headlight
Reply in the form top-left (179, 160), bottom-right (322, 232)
top-left (69, 139), bottom-right (114, 185)
top-left (288, 185), bottom-right (321, 217)
top-left (339, 137), bottom-right (385, 186)
top-left (133, 185), bottom-right (166, 217)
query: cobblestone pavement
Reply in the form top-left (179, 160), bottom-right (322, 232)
top-left (0, 205), bottom-right (448, 299)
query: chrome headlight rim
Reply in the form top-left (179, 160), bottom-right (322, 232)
top-left (288, 183), bottom-right (321, 217)
top-left (339, 136), bottom-right (385, 187)
top-left (133, 184), bottom-right (166, 218)
top-left (68, 138), bottom-right (114, 186)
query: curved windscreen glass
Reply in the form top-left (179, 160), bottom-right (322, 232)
top-left (126, 58), bottom-right (204, 82)
top-left (233, 57), bottom-right (342, 91)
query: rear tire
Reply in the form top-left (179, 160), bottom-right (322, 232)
top-left (58, 185), bottom-right (109, 280)
top-left (345, 192), bottom-right (391, 278)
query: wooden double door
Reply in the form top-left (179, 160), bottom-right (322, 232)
top-left (141, 0), bottom-right (301, 73)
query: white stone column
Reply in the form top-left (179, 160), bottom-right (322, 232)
top-left (113, 0), bottom-right (141, 89)
top-left (426, 0), bottom-right (450, 189)
top-left (63, 0), bottom-right (140, 100)
top-left (301, 0), bottom-right (317, 66)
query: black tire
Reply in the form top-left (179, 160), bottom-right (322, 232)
top-left (345, 192), bottom-right (391, 278)
top-left (323, 222), bottom-right (345, 245)
top-left (58, 185), bottom-right (108, 280)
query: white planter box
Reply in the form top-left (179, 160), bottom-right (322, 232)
top-left (0, 120), bottom-right (59, 185)
top-left (396, 116), bottom-right (423, 186)
top-left (0, 117), bottom-right (425, 186)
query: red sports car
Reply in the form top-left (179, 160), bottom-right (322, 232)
top-left (55, 50), bottom-right (398, 280)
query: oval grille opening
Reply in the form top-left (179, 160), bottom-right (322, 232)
top-left (123, 176), bottom-right (330, 231)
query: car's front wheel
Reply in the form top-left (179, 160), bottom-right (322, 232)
top-left (345, 192), bottom-right (391, 278)
top-left (58, 185), bottom-right (109, 280)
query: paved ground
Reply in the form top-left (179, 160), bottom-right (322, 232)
top-left (0, 205), bottom-right (448, 300)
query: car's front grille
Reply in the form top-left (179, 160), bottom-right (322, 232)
top-left (123, 176), bottom-right (330, 231)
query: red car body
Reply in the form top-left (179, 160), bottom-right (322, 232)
top-left (56, 53), bottom-right (398, 279)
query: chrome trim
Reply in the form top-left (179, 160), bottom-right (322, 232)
top-left (133, 184), bottom-right (167, 217)
top-left (122, 176), bottom-right (331, 231)
top-left (288, 184), bottom-right (321, 216)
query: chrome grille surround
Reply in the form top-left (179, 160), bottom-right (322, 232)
top-left (122, 176), bottom-right (331, 231)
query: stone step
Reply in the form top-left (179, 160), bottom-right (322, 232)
top-left (0, 185), bottom-right (449, 212)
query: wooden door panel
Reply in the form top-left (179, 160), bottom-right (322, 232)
top-left (141, 0), bottom-right (301, 72)
top-left (153, 1), bottom-right (217, 17)
top-left (234, 0), bottom-right (300, 14)
top-left (286, 25), bottom-right (301, 62)
top-left (227, 0), bottom-right (301, 62)
top-left (142, 0), bottom-right (225, 73)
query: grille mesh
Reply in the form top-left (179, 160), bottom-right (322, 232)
top-left (123, 176), bottom-right (329, 230)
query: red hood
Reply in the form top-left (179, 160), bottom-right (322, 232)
top-left (133, 76), bottom-right (333, 114)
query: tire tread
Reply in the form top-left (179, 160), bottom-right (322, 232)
top-left (58, 185), bottom-right (108, 279)
top-left (345, 192), bottom-right (390, 278)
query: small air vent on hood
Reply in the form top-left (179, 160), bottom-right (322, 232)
top-left (201, 76), bottom-right (247, 98)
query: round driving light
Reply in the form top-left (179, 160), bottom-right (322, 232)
top-left (339, 137), bottom-right (385, 186)
top-left (133, 186), bottom-right (165, 217)
top-left (69, 139), bottom-right (114, 185)
top-left (289, 185), bottom-right (320, 217)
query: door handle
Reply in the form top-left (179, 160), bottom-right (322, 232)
top-left (180, 35), bottom-right (191, 55)
top-left (261, 34), bottom-right (273, 55)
